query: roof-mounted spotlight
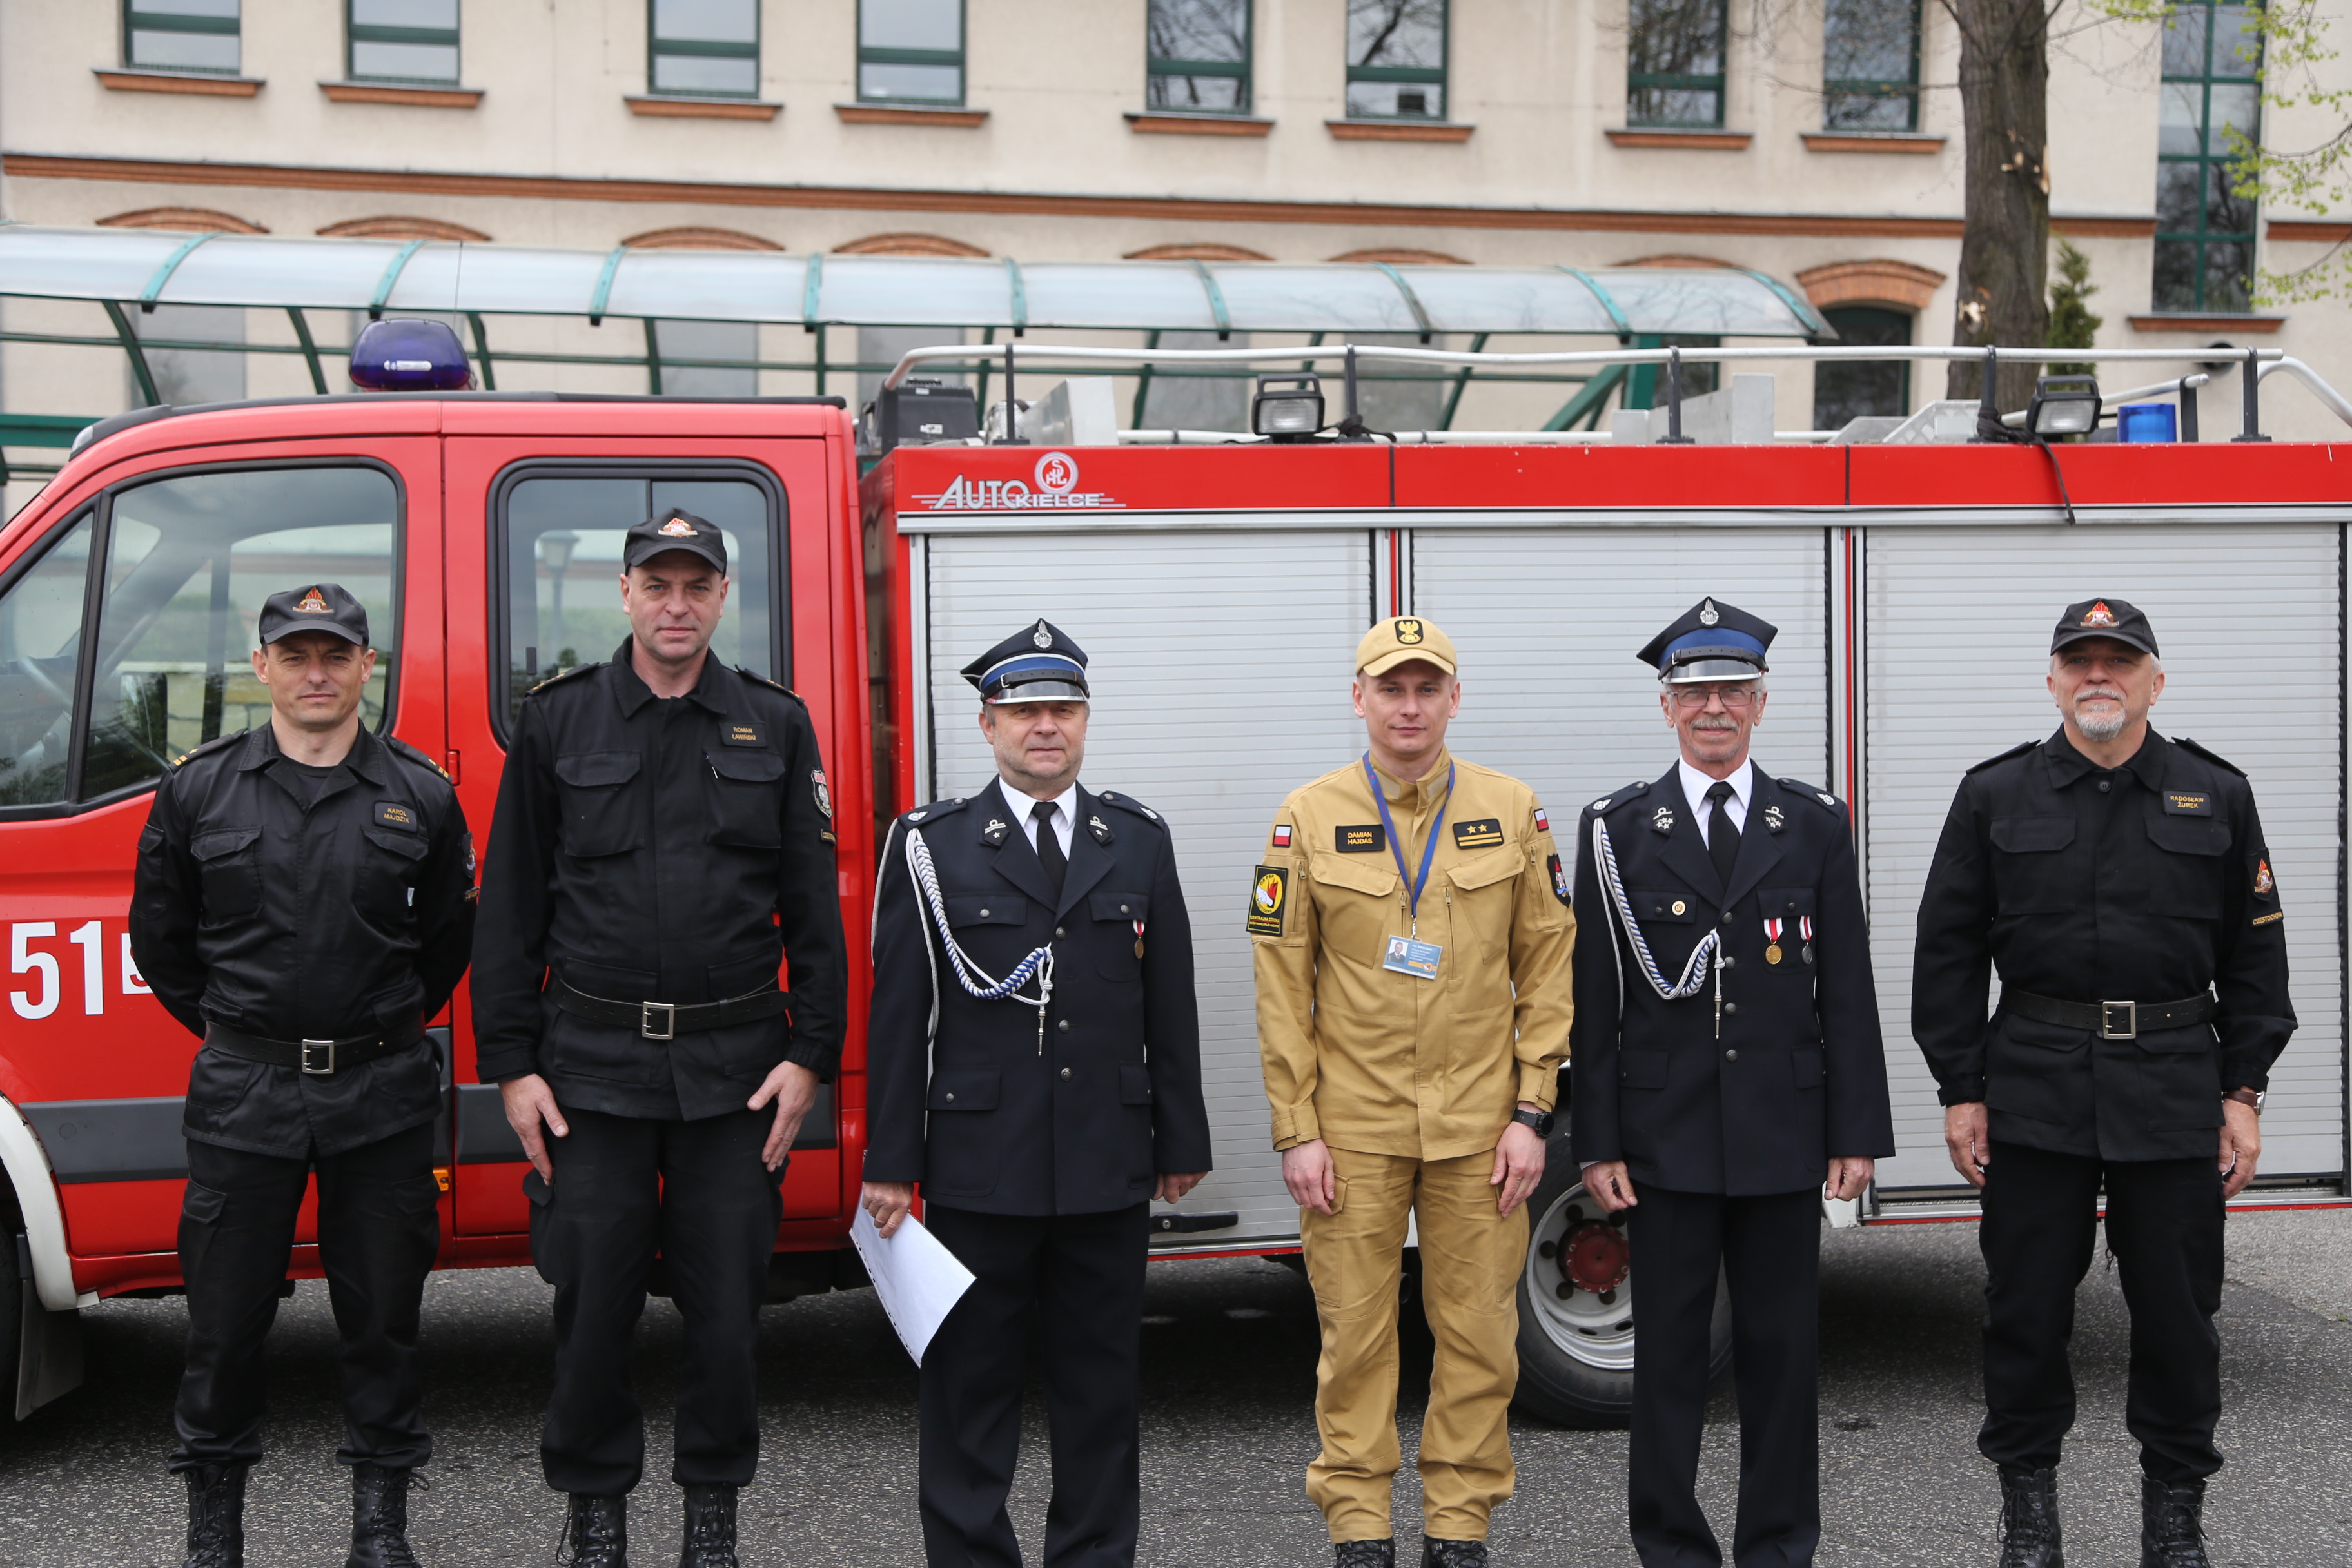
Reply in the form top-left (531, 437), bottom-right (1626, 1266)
top-left (348, 317), bottom-right (474, 392)
top-left (2024, 374), bottom-right (2101, 438)
top-left (1251, 374), bottom-right (1324, 442)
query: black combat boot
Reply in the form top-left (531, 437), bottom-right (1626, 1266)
top-left (345, 1464), bottom-right (421, 1568)
top-left (181, 1462), bottom-right (248, 1568)
top-left (677, 1484), bottom-right (739, 1568)
top-left (562, 1493), bottom-right (629, 1568)
top-left (1421, 1537), bottom-right (1490, 1567)
top-left (1334, 1542), bottom-right (1395, 1568)
top-left (2140, 1475), bottom-right (2211, 1568)
top-left (1996, 1464), bottom-right (2064, 1568)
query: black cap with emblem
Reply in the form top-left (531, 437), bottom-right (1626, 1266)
top-left (2051, 596), bottom-right (2159, 658)
top-left (623, 507), bottom-right (729, 574)
top-left (258, 582), bottom-right (370, 647)
top-left (961, 619), bottom-right (1090, 705)
top-left (1636, 597), bottom-right (1777, 683)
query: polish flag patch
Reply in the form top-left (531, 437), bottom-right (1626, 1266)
top-left (1533, 807), bottom-right (1550, 834)
top-left (1272, 824), bottom-right (1293, 848)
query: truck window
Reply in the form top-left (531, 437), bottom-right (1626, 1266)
top-left (498, 471), bottom-right (783, 729)
top-left (80, 466), bottom-right (402, 802)
top-left (0, 512), bottom-right (97, 810)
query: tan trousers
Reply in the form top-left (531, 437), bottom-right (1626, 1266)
top-left (1300, 1145), bottom-right (1527, 1543)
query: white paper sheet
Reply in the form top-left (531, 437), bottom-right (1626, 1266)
top-left (850, 1207), bottom-right (977, 1366)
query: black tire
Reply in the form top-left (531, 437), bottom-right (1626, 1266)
top-left (1511, 1132), bottom-right (1732, 1428)
top-left (1, 1219), bottom-right (23, 1420)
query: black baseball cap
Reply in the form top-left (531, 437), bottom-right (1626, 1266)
top-left (258, 582), bottom-right (369, 647)
top-left (2052, 596), bottom-right (2159, 658)
top-left (624, 507), bottom-right (728, 574)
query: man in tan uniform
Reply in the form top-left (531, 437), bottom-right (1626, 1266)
top-left (1252, 617), bottom-right (1575, 1568)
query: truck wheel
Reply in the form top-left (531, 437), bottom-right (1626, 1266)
top-left (1512, 1137), bottom-right (1732, 1427)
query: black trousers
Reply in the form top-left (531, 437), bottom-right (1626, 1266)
top-left (919, 1202), bottom-right (1150, 1568)
top-left (172, 1122), bottom-right (440, 1473)
top-left (529, 1106), bottom-right (783, 1496)
top-left (1977, 1141), bottom-right (2224, 1482)
top-left (1627, 1186), bottom-right (1822, 1568)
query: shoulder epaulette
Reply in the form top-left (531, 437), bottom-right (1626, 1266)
top-left (1093, 790), bottom-right (1166, 826)
top-left (1778, 778), bottom-right (1844, 814)
top-left (527, 661), bottom-right (602, 695)
top-left (383, 734), bottom-right (454, 783)
top-left (899, 795), bottom-right (974, 827)
top-left (1581, 780), bottom-right (1651, 816)
top-left (736, 666), bottom-right (808, 706)
top-left (2174, 737), bottom-right (2246, 778)
top-left (1965, 740), bottom-right (2039, 776)
top-left (169, 729), bottom-right (247, 770)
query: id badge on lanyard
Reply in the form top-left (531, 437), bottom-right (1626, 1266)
top-left (1366, 756), bottom-right (1454, 981)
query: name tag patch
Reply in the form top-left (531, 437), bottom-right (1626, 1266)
top-left (1247, 865), bottom-right (1289, 936)
top-left (1335, 824), bottom-right (1386, 854)
top-left (720, 722), bottom-right (767, 747)
top-left (1452, 818), bottom-right (1505, 850)
top-left (373, 801), bottom-right (418, 830)
top-left (2162, 792), bottom-right (2213, 816)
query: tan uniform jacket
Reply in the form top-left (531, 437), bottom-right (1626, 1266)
top-left (1251, 748), bottom-right (1575, 1162)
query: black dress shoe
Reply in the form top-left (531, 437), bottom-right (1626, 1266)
top-left (678, 1484), bottom-right (740, 1568)
top-left (1335, 1541), bottom-right (1395, 1568)
top-left (2141, 1475), bottom-right (2210, 1568)
top-left (1421, 1538), bottom-right (1489, 1568)
top-left (563, 1493), bottom-right (629, 1568)
top-left (181, 1463), bottom-right (248, 1568)
top-left (346, 1464), bottom-right (422, 1568)
top-left (1996, 1465), bottom-right (2064, 1568)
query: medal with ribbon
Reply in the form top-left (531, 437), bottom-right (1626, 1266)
top-left (1764, 919), bottom-right (1784, 965)
top-left (1800, 915), bottom-right (1814, 965)
top-left (1365, 754), bottom-right (1454, 981)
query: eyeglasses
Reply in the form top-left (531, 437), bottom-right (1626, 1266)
top-left (1669, 685), bottom-right (1760, 710)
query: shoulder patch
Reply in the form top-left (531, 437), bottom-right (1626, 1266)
top-left (1965, 740), bottom-right (2039, 776)
top-left (736, 665), bottom-right (808, 707)
top-left (1583, 780), bottom-right (1651, 816)
top-left (901, 795), bottom-right (972, 827)
top-left (169, 730), bottom-right (247, 770)
top-left (1093, 790), bottom-right (1165, 826)
top-left (1777, 778), bottom-right (1843, 814)
top-left (528, 661), bottom-right (603, 695)
top-left (383, 734), bottom-right (453, 783)
top-left (2173, 737), bottom-right (2247, 778)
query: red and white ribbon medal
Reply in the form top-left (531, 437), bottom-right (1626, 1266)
top-left (1763, 919), bottom-right (1784, 965)
top-left (1133, 919), bottom-right (1146, 959)
top-left (1799, 916), bottom-right (1813, 965)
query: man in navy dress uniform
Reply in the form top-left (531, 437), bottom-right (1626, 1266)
top-left (861, 620), bottom-right (1213, 1568)
top-left (1569, 598), bottom-right (1893, 1568)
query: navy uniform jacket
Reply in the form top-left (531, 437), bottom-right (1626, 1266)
top-left (865, 781), bottom-right (1213, 1216)
top-left (1910, 728), bottom-right (2294, 1162)
top-left (1569, 765), bottom-right (1893, 1197)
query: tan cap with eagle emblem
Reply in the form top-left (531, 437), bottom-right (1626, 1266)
top-left (1355, 616), bottom-right (1458, 678)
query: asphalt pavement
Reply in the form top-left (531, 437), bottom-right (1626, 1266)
top-left (2, 1210), bottom-right (2347, 1567)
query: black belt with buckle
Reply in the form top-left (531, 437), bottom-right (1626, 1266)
top-left (551, 975), bottom-right (791, 1041)
top-left (2001, 988), bottom-right (2218, 1040)
top-left (204, 1016), bottom-right (427, 1075)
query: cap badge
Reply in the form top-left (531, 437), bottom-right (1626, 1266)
top-left (1032, 620), bottom-right (1053, 649)
top-left (2254, 858), bottom-right (2275, 896)
top-left (295, 587), bottom-right (331, 614)
top-left (1395, 618), bottom-right (1424, 645)
top-left (658, 518), bottom-right (696, 537)
top-left (1699, 599), bottom-right (1720, 627)
top-left (2083, 600), bottom-right (2117, 627)
top-left (1651, 805), bottom-right (1675, 835)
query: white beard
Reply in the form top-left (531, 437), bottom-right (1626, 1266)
top-left (2076, 707), bottom-right (2128, 743)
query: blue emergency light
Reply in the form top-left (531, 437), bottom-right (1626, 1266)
top-left (348, 318), bottom-right (475, 391)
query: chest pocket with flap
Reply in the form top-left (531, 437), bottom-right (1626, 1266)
top-left (705, 748), bottom-right (786, 848)
top-left (1989, 816), bottom-right (2075, 913)
top-left (2142, 812), bottom-right (2231, 918)
top-left (191, 825), bottom-right (263, 921)
top-left (1089, 890), bottom-right (1150, 979)
top-left (554, 751), bottom-right (642, 858)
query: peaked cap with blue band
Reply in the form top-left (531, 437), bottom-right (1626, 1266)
top-left (1636, 596), bottom-right (1777, 684)
top-left (962, 618), bottom-right (1090, 703)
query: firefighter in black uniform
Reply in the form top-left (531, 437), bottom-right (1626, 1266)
top-left (1570, 598), bottom-right (1892, 1568)
top-left (1912, 598), bottom-right (2292, 1568)
top-left (471, 509), bottom-right (847, 1568)
top-left (861, 620), bottom-right (1213, 1568)
top-left (131, 582), bottom-right (475, 1568)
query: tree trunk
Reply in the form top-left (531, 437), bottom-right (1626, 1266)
top-left (1942, 0), bottom-right (2053, 407)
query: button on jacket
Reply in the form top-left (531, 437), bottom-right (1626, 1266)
top-left (865, 783), bottom-right (1211, 1215)
top-left (471, 643), bottom-right (847, 1120)
top-left (130, 725), bottom-right (475, 1158)
top-left (1252, 750), bottom-right (1575, 1162)
top-left (1569, 765), bottom-right (1892, 1196)
top-left (1911, 728), bottom-right (2294, 1162)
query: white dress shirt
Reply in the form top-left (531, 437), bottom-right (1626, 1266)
top-left (1678, 758), bottom-right (1753, 845)
top-left (998, 776), bottom-right (1078, 860)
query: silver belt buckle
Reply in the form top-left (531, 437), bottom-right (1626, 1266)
top-left (300, 1039), bottom-right (337, 1075)
top-left (641, 1001), bottom-right (676, 1041)
top-left (2100, 1001), bottom-right (2137, 1039)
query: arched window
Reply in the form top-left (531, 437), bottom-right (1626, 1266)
top-left (620, 226), bottom-right (781, 251)
top-left (317, 216), bottom-right (491, 242)
top-left (834, 233), bottom-right (988, 257)
top-left (1125, 242), bottom-right (1273, 261)
top-left (98, 207), bottom-right (267, 234)
top-left (1326, 248), bottom-right (1468, 265)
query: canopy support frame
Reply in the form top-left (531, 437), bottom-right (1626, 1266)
top-left (101, 300), bottom-right (162, 407)
top-left (369, 239), bottom-right (429, 321)
top-left (286, 308), bottom-right (329, 395)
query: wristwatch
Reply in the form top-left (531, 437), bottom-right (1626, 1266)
top-left (1510, 1106), bottom-right (1556, 1139)
top-left (2225, 1087), bottom-right (2266, 1114)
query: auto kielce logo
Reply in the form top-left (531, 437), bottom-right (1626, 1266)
top-left (912, 451), bottom-right (1124, 511)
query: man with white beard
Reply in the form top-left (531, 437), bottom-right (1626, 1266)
top-left (1912, 597), bottom-right (2293, 1568)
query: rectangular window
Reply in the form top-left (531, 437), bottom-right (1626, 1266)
top-left (651, 0), bottom-right (759, 97)
top-left (125, 0), bottom-right (240, 75)
top-left (1148, 0), bottom-right (1251, 114)
top-left (1823, 0), bottom-right (1919, 132)
top-left (649, 320), bottom-right (761, 397)
top-left (1812, 306), bottom-right (1913, 430)
top-left (0, 514), bottom-right (95, 810)
top-left (858, 0), bottom-right (965, 105)
top-left (1345, 0), bottom-right (1446, 121)
top-left (1627, 0), bottom-right (1728, 128)
top-left (349, 0), bottom-right (461, 84)
top-left (2155, 1), bottom-right (2261, 312)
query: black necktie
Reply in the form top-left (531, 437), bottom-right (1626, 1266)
top-left (1705, 780), bottom-right (1739, 887)
top-left (1032, 799), bottom-right (1066, 895)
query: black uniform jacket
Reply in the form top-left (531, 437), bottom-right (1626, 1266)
top-left (864, 781), bottom-right (1213, 1217)
top-left (130, 724), bottom-right (475, 1159)
top-left (1569, 764), bottom-right (1892, 1197)
top-left (471, 643), bottom-right (847, 1121)
top-left (1910, 728), bottom-right (2294, 1162)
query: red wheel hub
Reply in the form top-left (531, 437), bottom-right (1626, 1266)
top-left (1559, 1221), bottom-right (1631, 1294)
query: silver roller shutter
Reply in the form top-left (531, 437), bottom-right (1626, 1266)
top-left (1864, 521), bottom-right (2345, 1188)
top-left (912, 524), bottom-right (1376, 1246)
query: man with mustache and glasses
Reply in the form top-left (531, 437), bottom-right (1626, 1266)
top-left (1570, 598), bottom-right (1890, 1568)
top-left (1912, 598), bottom-right (2293, 1568)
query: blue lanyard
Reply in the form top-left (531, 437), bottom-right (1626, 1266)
top-left (1364, 755), bottom-right (1454, 926)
